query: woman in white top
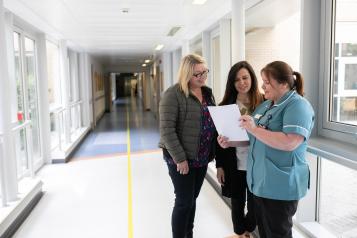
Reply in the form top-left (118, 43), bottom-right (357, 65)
top-left (215, 61), bottom-right (264, 238)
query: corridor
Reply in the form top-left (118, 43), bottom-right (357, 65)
top-left (1, 1), bottom-right (357, 237)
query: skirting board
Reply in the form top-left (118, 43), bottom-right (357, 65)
top-left (0, 183), bottom-right (43, 238)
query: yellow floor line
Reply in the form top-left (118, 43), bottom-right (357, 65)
top-left (126, 107), bottom-right (134, 238)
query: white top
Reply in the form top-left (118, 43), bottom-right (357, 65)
top-left (236, 146), bottom-right (249, 170)
top-left (236, 100), bottom-right (250, 171)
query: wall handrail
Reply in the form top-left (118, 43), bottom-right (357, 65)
top-left (308, 137), bottom-right (357, 171)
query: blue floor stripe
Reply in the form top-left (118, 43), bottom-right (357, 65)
top-left (71, 97), bottom-right (160, 159)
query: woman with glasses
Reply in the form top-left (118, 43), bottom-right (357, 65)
top-left (215, 61), bottom-right (263, 238)
top-left (159, 54), bottom-right (216, 238)
top-left (219, 61), bottom-right (314, 238)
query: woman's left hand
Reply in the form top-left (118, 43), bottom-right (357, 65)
top-left (239, 115), bottom-right (257, 133)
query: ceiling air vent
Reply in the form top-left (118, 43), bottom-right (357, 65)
top-left (167, 26), bottom-right (181, 37)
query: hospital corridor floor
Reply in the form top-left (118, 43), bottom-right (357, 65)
top-left (12, 97), bottom-right (234, 238)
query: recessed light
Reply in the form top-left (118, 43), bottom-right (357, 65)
top-left (142, 64), bottom-right (147, 67)
top-left (121, 8), bottom-right (129, 13)
top-left (145, 59), bottom-right (150, 63)
top-left (155, 44), bottom-right (164, 51)
top-left (167, 26), bottom-right (181, 37)
top-left (192, 0), bottom-right (207, 5)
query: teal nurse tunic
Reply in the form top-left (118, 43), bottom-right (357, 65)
top-left (247, 90), bottom-right (315, 201)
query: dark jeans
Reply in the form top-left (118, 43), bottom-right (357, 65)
top-left (167, 164), bottom-right (207, 238)
top-left (253, 195), bottom-right (298, 238)
top-left (231, 175), bottom-right (256, 235)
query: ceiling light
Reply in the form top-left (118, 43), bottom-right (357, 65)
top-left (167, 26), bottom-right (181, 37)
top-left (155, 44), bottom-right (164, 51)
top-left (145, 59), bottom-right (150, 63)
top-left (192, 0), bottom-right (207, 5)
top-left (142, 64), bottom-right (147, 67)
top-left (121, 8), bottom-right (129, 13)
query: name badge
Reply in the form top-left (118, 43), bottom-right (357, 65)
top-left (254, 114), bottom-right (262, 119)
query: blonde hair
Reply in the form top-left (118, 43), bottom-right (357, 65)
top-left (177, 54), bottom-right (207, 97)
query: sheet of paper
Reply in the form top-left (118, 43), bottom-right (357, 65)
top-left (208, 104), bottom-right (249, 141)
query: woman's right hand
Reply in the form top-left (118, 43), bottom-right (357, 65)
top-left (177, 160), bottom-right (189, 175)
top-left (217, 135), bottom-right (230, 148)
top-left (216, 168), bottom-right (225, 185)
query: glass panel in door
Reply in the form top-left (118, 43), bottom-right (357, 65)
top-left (13, 32), bottom-right (25, 124)
top-left (24, 37), bottom-right (42, 163)
top-left (13, 32), bottom-right (29, 178)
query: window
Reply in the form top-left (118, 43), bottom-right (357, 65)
top-left (68, 50), bottom-right (82, 136)
top-left (13, 32), bottom-right (25, 124)
top-left (319, 159), bottom-right (357, 237)
top-left (46, 40), bottom-right (63, 150)
top-left (24, 37), bottom-right (41, 162)
top-left (46, 40), bottom-right (61, 109)
top-left (329, 0), bottom-right (357, 127)
top-left (68, 50), bottom-right (80, 103)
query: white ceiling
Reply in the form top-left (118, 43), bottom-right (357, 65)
top-left (4, 0), bottom-right (299, 68)
top-left (5, 0), bottom-right (231, 65)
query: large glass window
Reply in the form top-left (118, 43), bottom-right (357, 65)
top-left (319, 159), bottom-right (357, 237)
top-left (68, 51), bottom-right (82, 137)
top-left (24, 37), bottom-right (41, 162)
top-left (330, 0), bottom-right (357, 126)
top-left (46, 41), bottom-right (63, 150)
top-left (46, 41), bottom-right (61, 108)
top-left (14, 129), bottom-right (29, 179)
top-left (13, 32), bottom-right (25, 124)
top-left (12, 31), bottom-right (42, 177)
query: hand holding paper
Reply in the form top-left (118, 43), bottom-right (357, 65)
top-left (208, 104), bottom-right (249, 141)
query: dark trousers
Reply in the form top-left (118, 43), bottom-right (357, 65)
top-left (167, 164), bottom-right (207, 238)
top-left (253, 195), bottom-right (298, 238)
top-left (231, 182), bottom-right (256, 235)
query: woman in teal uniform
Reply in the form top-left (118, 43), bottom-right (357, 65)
top-left (218, 61), bottom-right (314, 238)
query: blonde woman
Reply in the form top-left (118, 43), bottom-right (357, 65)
top-left (159, 54), bottom-right (216, 238)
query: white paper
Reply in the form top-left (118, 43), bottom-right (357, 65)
top-left (208, 104), bottom-right (249, 141)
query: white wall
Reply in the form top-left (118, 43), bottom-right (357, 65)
top-left (246, 13), bottom-right (301, 89)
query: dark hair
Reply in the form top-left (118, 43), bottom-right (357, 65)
top-left (220, 61), bottom-right (264, 110)
top-left (261, 61), bottom-right (304, 96)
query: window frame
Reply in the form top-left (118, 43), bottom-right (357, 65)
top-left (319, 0), bottom-right (357, 143)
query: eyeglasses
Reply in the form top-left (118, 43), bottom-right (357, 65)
top-left (193, 69), bottom-right (209, 79)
